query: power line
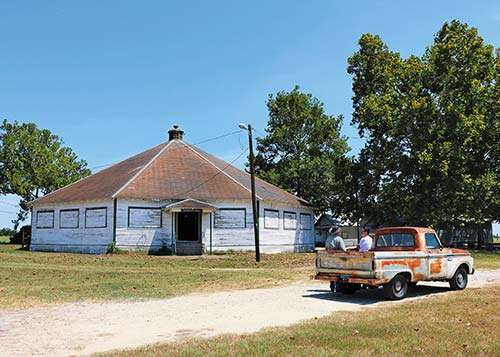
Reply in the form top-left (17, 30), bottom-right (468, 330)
top-left (89, 129), bottom-right (244, 171)
top-left (174, 147), bottom-right (249, 198)
top-left (0, 200), bottom-right (19, 208)
top-left (253, 127), bottom-right (267, 137)
top-left (191, 130), bottom-right (242, 146)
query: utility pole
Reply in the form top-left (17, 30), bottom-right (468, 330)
top-left (240, 123), bottom-right (260, 262)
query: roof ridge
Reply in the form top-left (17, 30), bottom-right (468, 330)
top-left (182, 142), bottom-right (262, 200)
top-left (189, 144), bottom-right (310, 205)
top-left (111, 141), bottom-right (172, 198)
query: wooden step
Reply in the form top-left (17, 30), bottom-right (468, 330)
top-left (176, 242), bottom-right (203, 256)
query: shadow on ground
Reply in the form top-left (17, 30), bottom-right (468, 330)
top-left (303, 284), bottom-right (451, 305)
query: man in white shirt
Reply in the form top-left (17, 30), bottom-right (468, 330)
top-left (359, 228), bottom-right (373, 252)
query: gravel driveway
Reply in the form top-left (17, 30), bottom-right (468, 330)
top-left (1, 270), bottom-right (499, 357)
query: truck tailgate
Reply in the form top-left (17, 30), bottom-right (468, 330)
top-left (316, 249), bottom-right (373, 277)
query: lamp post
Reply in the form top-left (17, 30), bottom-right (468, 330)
top-left (239, 123), bottom-right (260, 262)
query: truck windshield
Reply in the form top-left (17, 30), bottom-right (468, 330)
top-left (376, 233), bottom-right (415, 248)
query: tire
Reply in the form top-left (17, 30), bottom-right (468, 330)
top-left (339, 283), bottom-right (359, 295)
top-left (384, 274), bottom-right (408, 300)
top-left (449, 267), bottom-right (468, 290)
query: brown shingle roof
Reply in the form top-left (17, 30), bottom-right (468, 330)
top-left (31, 139), bottom-right (311, 208)
top-left (188, 144), bottom-right (310, 207)
top-left (31, 143), bottom-right (166, 204)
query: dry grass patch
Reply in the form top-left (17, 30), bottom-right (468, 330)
top-left (97, 285), bottom-right (500, 357)
top-left (0, 243), bottom-right (498, 311)
top-left (471, 251), bottom-right (500, 269)
top-left (0, 244), bottom-right (315, 310)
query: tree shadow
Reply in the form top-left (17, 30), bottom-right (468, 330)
top-left (303, 284), bottom-right (451, 305)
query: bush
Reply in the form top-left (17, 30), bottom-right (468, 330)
top-left (10, 225), bottom-right (31, 244)
top-left (106, 242), bottom-right (126, 254)
top-left (0, 228), bottom-right (16, 236)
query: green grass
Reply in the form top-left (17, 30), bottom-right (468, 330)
top-left (0, 235), bottom-right (11, 243)
top-left (471, 251), bottom-right (500, 269)
top-left (0, 244), bottom-right (498, 311)
top-left (0, 244), bottom-right (314, 310)
top-left (96, 285), bottom-right (500, 357)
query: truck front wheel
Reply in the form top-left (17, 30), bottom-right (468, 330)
top-left (449, 267), bottom-right (468, 290)
top-left (384, 274), bottom-right (408, 300)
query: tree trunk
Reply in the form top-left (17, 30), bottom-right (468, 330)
top-left (477, 224), bottom-right (484, 249)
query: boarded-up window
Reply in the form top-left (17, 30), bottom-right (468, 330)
top-left (283, 211), bottom-right (297, 230)
top-left (300, 213), bottom-right (312, 230)
top-left (85, 207), bottom-right (107, 228)
top-left (60, 209), bottom-right (79, 229)
top-left (128, 207), bottom-right (162, 228)
top-left (214, 209), bottom-right (246, 229)
top-left (36, 210), bottom-right (54, 229)
top-left (264, 209), bottom-right (279, 229)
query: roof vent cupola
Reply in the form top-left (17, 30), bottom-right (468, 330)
top-left (168, 124), bottom-right (184, 141)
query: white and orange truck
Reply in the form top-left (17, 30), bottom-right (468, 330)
top-left (314, 227), bottom-right (474, 300)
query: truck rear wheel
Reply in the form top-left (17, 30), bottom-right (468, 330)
top-left (449, 267), bottom-right (468, 290)
top-left (384, 274), bottom-right (408, 300)
top-left (330, 281), bottom-right (336, 292)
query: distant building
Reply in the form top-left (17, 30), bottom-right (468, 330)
top-left (314, 213), bottom-right (366, 247)
top-left (437, 222), bottom-right (493, 248)
top-left (29, 125), bottom-right (315, 255)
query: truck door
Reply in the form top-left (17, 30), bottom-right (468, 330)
top-left (426, 233), bottom-right (448, 279)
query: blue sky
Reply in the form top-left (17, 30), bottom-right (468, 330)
top-left (0, 0), bottom-right (499, 234)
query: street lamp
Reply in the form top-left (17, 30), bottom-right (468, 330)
top-left (239, 123), bottom-right (260, 262)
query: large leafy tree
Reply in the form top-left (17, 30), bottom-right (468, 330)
top-left (254, 86), bottom-right (351, 215)
top-left (348, 20), bottom-right (500, 233)
top-left (0, 120), bottom-right (91, 228)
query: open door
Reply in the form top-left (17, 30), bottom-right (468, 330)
top-left (176, 211), bottom-right (202, 255)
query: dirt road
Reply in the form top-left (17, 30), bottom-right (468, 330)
top-left (1, 270), bottom-right (499, 357)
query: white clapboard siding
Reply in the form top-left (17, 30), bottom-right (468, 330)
top-left (115, 199), bottom-right (174, 251)
top-left (30, 200), bottom-right (114, 254)
top-left (31, 198), bottom-right (315, 254)
top-left (206, 202), bottom-right (254, 251)
top-left (206, 201), bottom-right (315, 253)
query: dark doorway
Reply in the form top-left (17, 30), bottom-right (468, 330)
top-left (176, 211), bottom-right (202, 255)
top-left (177, 212), bottom-right (200, 241)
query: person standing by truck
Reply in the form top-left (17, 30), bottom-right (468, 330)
top-left (359, 228), bottom-right (373, 252)
top-left (325, 226), bottom-right (346, 251)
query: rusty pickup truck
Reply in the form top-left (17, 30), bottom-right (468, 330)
top-left (314, 227), bottom-right (474, 300)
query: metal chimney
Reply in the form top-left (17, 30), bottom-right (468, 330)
top-left (168, 124), bottom-right (184, 141)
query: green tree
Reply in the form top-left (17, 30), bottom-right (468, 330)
top-left (0, 227), bottom-right (16, 236)
top-left (254, 86), bottom-right (351, 215)
top-left (0, 120), bottom-right (91, 228)
top-left (347, 20), bottom-right (500, 234)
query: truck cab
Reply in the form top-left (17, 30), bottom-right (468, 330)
top-left (314, 227), bottom-right (474, 300)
